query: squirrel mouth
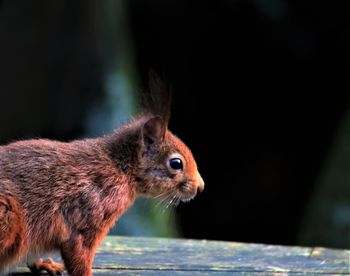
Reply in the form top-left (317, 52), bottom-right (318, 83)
top-left (177, 182), bottom-right (197, 202)
top-left (180, 195), bottom-right (195, 203)
top-left (154, 182), bottom-right (197, 207)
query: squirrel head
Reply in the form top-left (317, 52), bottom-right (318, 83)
top-left (104, 72), bottom-right (204, 205)
top-left (136, 115), bottom-right (204, 204)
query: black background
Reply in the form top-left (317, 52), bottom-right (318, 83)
top-left (127, 0), bottom-right (350, 246)
top-left (1, 0), bottom-right (349, 248)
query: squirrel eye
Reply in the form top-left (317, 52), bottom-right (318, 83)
top-left (169, 158), bottom-right (183, 171)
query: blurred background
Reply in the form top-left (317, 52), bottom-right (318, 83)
top-left (0, 0), bottom-right (349, 249)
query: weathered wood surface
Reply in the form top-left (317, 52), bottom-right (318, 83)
top-left (10, 236), bottom-right (350, 275)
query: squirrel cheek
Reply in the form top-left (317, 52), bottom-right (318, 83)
top-left (177, 179), bottom-right (195, 195)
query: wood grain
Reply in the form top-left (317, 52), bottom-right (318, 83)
top-left (9, 236), bottom-right (350, 275)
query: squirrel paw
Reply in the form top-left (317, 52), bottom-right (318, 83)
top-left (28, 257), bottom-right (65, 275)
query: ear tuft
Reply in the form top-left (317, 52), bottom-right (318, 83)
top-left (142, 116), bottom-right (166, 146)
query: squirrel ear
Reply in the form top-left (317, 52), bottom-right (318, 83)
top-left (142, 116), bottom-right (166, 146)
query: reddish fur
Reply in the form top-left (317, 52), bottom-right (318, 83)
top-left (0, 137), bottom-right (137, 276)
top-left (0, 113), bottom-right (204, 276)
top-left (0, 194), bottom-right (26, 268)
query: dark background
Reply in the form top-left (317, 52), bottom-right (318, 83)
top-left (0, 0), bottom-right (349, 249)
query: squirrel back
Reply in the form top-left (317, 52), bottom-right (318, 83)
top-left (0, 74), bottom-right (204, 276)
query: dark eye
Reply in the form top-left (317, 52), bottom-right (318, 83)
top-left (169, 158), bottom-right (183, 170)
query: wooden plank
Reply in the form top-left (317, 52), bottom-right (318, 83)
top-left (8, 236), bottom-right (350, 275)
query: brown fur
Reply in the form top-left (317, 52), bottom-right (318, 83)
top-left (0, 91), bottom-right (204, 275)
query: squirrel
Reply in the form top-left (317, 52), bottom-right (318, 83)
top-left (0, 74), bottom-right (204, 276)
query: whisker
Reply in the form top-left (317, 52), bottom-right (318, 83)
top-left (165, 195), bottom-right (174, 209)
top-left (154, 193), bottom-right (173, 210)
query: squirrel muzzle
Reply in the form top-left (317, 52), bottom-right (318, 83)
top-left (196, 172), bottom-right (205, 194)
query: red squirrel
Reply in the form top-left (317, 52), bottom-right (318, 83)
top-left (0, 74), bottom-right (204, 276)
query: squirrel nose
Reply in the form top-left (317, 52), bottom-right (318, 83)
top-left (196, 173), bottom-right (205, 193)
